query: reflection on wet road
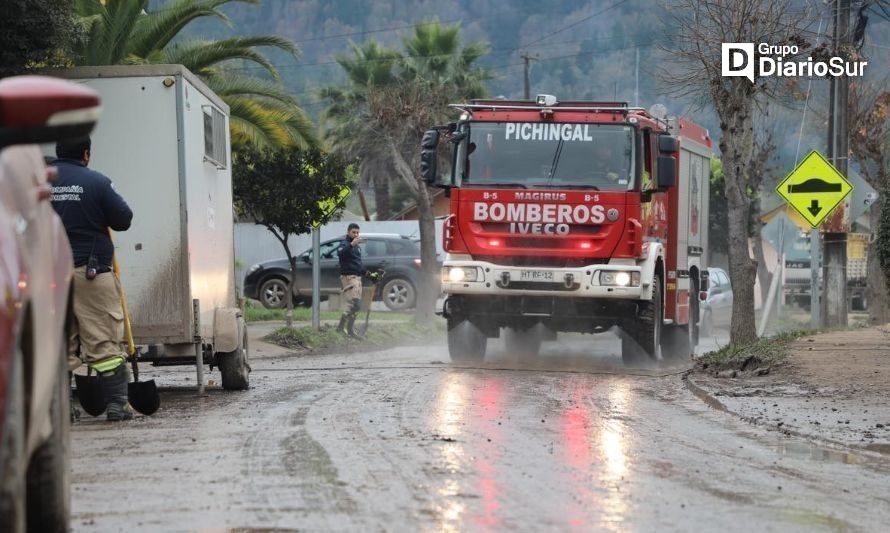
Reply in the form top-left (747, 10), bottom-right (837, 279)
top-left (70, 331), bottom-right (890, 532)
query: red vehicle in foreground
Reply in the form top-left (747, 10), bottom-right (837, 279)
top-left (0, 76), bottom-right (101, 532)
top-left (421, 95), bottom-right (713, 365)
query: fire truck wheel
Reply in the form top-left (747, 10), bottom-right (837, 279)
top-left (636, 275), bottom-right (663, 361)
top-left (447, 319), bottom-right (487, 363)
top-left (503, 327), bottom-right (542, 359)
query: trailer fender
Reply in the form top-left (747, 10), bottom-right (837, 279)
top-left (213, 308), bottom-right (242, 353)
top-left (639, 243), bottom-right (665, 300)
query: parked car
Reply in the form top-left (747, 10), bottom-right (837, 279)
top-left (0, 76), bottom-right (100, 532)
top-left (244, 234), bottom-right (438, 311)
top-left (700, 267), bottom-right (733, 336)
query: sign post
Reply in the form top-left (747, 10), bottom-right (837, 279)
top-left (311, 186), bottom-right (351, 330)
top-left (776, 150), bottom-right (853, 327)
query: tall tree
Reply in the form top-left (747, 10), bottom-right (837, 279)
top-left (321, 41), bottom-right (402, 219)
top-left (662, 0), bottom-right (813, 345)
top-left (233, 147), bottom-right (352, 326)
top-left (0, 0), bottom-right (77, 78)
top-left (72, 0), bottom-right (315, 150)
top-left (322, 21), bottom-right (494, 323)
top-left (848, 80), bottom-right (890, 323)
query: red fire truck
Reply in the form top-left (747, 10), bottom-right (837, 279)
top-left (420, 95), bottom-right (713, 365)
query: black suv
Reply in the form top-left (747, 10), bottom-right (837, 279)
top-left (244, 234), bottom-right (434, 310)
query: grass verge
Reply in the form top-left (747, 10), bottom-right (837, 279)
top-left (698, 329), bottom-right (814, 373)
top-left (264, 319), bottom-right (445, 352)
top-left (244, 303), bottom-right (412, 323)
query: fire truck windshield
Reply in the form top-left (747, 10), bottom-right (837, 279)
top-left (460, 122), bottom-right (634, 191)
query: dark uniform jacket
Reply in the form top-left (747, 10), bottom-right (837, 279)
top-left (337, 235), bottom-right (366, 276)
top-left (50, 158), bottom-right (133, 268)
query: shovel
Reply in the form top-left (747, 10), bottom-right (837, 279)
top-left (355, 269), bottom-right (385, 337)
top-left (113, 252), bottom-right (160, 416)
top-left (74, 370), bottom-right (106, 416)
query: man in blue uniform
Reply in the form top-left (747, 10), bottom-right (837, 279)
top-left (51, 137), bottom-right (134, 421)
top-left (336, 223), bottom-right (367, 337)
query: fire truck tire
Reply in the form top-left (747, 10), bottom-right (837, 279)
top-left (447, 319), bottom-right (487, 362)
top-left (503, 327), bottom-right (541, 359)
top-left (636, 275), bottom-right (663, 361)
top-left (25, 337), bottom-right (71, 533)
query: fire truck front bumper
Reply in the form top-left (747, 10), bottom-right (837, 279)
top-left (441, 260), bottom-right (649, 300)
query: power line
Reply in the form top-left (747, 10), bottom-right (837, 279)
top-left (514, 0), bottom-right (632, 51)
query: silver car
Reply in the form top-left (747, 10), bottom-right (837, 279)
top-left (0, 76), bottom-right (101, 533)
top-left (701, 267), bottom-right (733, 336)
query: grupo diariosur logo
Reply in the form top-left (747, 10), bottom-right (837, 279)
top-left (722, 43), bottom-right (867, 83)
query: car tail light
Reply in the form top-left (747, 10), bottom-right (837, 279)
top-left (700, 291), bottom-right (708, 301)
top-left (413, 258), bottom-right (422, 267)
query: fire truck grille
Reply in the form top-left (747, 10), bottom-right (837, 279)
top-left (476, 256), bottom-right (609, 268)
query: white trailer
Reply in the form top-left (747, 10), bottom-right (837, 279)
top-left (54, 65), bottom-right (249, 390)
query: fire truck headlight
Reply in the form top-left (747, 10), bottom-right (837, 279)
top-left (445, 266), bottom-right (479, 283)
top-left (599, 271), bottom-right (640, 287)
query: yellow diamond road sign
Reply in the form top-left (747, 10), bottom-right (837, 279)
top-left (776, 150), bottom-right (853, 228)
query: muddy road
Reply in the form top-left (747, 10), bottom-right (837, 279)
top-left (71, 332), bottom-right (890, 532)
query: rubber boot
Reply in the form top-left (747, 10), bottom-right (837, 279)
top-left (347, 298), bottom-right (363, 339)
top-left (346, 314), bottom-right (361, 339)
top-left (101, 364), bottom-right (133, 421)
top-left (336, 314), bottom-right (349, 335)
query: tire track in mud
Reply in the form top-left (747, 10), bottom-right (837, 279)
top-left (239, 381), bottom-right (358, 529)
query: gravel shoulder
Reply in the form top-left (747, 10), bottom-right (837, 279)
top-left (688, 325), bottom-right (890, 453)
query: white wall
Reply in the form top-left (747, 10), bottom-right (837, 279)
top-left (234, 219), bottom-right (444, 295)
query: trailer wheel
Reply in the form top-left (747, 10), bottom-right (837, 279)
top-left (25, 336), bottom-right (71, 533)
top-left (219, 321), bottom-right (250, 390)
top-left (504, 327), bottom-right (541, 359)
top-left (635, 275), bottom-right (663, 361)
top-left (447, 319), bottom-right (487, 363)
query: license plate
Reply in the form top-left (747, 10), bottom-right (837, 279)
top-left (520, 270), bottom-right (553, 282)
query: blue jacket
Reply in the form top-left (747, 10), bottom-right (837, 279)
top-left (337, 235), bottom-right (366, 276)
top-left (50, 159), bottom-right (133, 268)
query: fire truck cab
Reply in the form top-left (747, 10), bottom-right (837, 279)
top-left (421, 95), bottom-right (713, 365)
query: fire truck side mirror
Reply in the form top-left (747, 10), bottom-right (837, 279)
top-left (656, 155), bottom-right (676, 189)
top-left (420, 129), bottom-right (440, 185)
top-left (658, 135), bottom-right (679, 153)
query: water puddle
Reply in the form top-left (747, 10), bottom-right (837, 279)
top-left (768, 441), bottom-right (861, 464)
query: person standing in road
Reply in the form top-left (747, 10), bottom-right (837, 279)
top-left (336, 223), bottom-right (368, 338)
top-left (50, 136), bottom-right (135, 421)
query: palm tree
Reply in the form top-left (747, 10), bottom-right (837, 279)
top-left (321, 21), bottom-right (493, 322)
top-left (320, 41), bottom-right (402, 218)
top-left (72, 0), bottom-right (315, 149)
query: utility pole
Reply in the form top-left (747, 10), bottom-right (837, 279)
top-left (520, 52), bottom-right (536, 99)
top-left (823, 0), bottom-right (851, 328)
top-left (634, 47), bottom-right (640, 107)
